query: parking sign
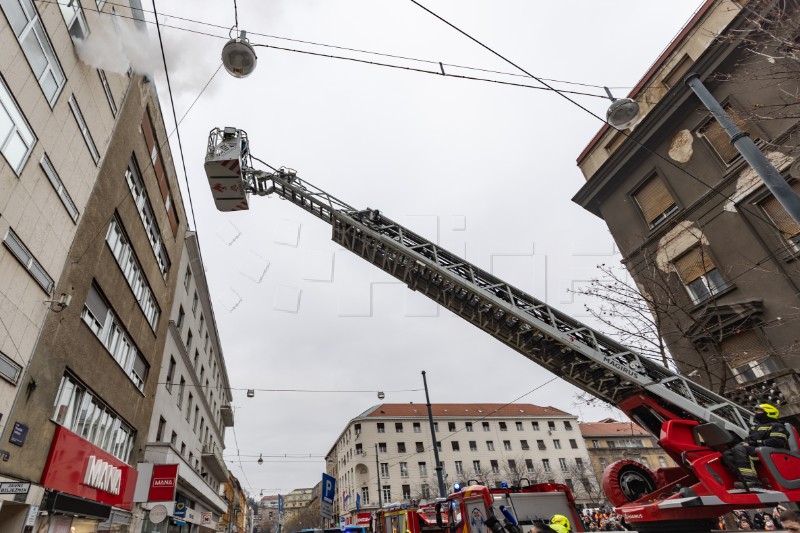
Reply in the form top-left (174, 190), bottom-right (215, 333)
top-left (321, 473), bottom-right (336, 520)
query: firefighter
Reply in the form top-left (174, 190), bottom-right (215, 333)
top-left (548, 515), bottom-right (571, 533)
top-left (725, 403), bottom-right (790, 489)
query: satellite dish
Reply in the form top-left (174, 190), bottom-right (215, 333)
top-left (222, 30), bottom-right (257, 78)
top-left (606, 98), bottom-right (640, 130)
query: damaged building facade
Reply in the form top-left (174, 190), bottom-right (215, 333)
top-left (573, 0), bottom-right (800, 423)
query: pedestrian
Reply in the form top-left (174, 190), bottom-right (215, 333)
top-left (753, 509), bottom-right (766, 530)
top-left (780, 510), bottom-right (800, 533)
top-left (724, 404), bottom-right (789, 489)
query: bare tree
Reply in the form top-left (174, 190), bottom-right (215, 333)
top-left (563, 459), bottom-right (605, 508)
top-left (283, 499), bottom-right (321, 533)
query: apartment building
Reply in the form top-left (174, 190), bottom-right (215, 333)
top-left (573, 0), bottom-right (800, 423)
top-left (325, 403), bottom-right (595, 524)
top-left (137, 232), bottom-right (234, 532)
top-left (0, 0), bottom-right (191, 531)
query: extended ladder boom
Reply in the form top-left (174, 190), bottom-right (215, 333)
top-left (204, 127), bottom-right (753, 438)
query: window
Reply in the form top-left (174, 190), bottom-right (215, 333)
top-left (455, 461), bottom-right (464, 475)
top-left (361, 487), bottom-right (369, 505)
top-left (532, 421), bottom-right (539, 431)
top-left (486, 441), bottom-right (494, 451)
top-left (553, 439), bottom-right (561, 450)
top-left (465, 422), bottom-right (473, 432)
top-left (569, 438), bottom-right (578, 449)
top-left (165, 357), bottom-right (176, 392)
top-left (397, 442), bottom-right (406, 453)
top-left (382, 486), bottom-right (391, 502)
top-left (141, 108), bottom-right (179, 235)
top-left (482, 422), bottom-right (490, 431)
top-left (52, 373), bottom-right (135, 461)
top-left (377, 423), bottom-right (385, 433)
top-left (499, 422), bottom-right (508, 431)
top-left (193, 350), bottom-right (199, 368)
top-left (170, 431), bottom-right (177, 446)
top-left (177, 306), bottom-right (185, 330)
top-left (416, 442), bottom-right (424, 453)
top-left (433, 422), bottom-right (438, 431)
top-left (105, 217), bottom-right (160, 329)
top-left (525, 459), bottom-right (534, 473)
top-left (380, 463), bottom-right (389, 477)
top-left (520, 440), bottom-right (529, 450)
top-left (761, 182), bottom-right (800, 252)
top-left (378, 443), bottom-right (387, 453)
top-left (402, 485), bottom-right (411, 500)
top-left (563, 421), bottom-right (573, 431)
top-left (41, 154), bottom-right (78, 221)
top-left (607, 441), bottom-right (617, 449)
top-left (698, 105), bottom-right (750, 164)
top-left (515, 422), bottom-right (523, 431)
top-left (177, 377), bottom-right (185, 408)
top-left (0, 0), bottom-right (66, 105)
top-left (436, 441), bottom-right (442, 452)
top-left (575, 458), bottom-right (583, 468)
top-left (125, 157), bottom-right (170, 277)
top-left (537, 440), bottom-right (546, 450)
top-left (564, 478), bottom-right (574, 492)
top-left (400, 462), bottom-right (409, 477)
top-left (156, 416), bottom-right (166, 441)
top-left (4, 228), bottom-right (53, 293)
top-left (672, 246), bottom-right (728, 304)
top-left (395, 422), bottom-right (404, 433)
top-left (186, 331), bottom-right (193, 352)
top-left (0, 350), bottom-right (21, 384)
top-left (97, 69), bottom-right (116, 115)
top-left (503, 440), bottom-right (512, 451)
top-left (490, 460), bottom-right (499, 474)
top-left (559, 458), bottom-right (568, 471)
top-left (633, 175), bottom-right (678, 228)
top-left (592, 439), bottom-right (600, 448)
top-left (184, 267), bottom-right (192, 291)
top-left (82, 284), bottom-right (148, 390)
top-left (658, 456), bottom-right (668, 468)
top-left (721, 330), bottom-right (777, 383)
top-left (69, 95), bottom-right (99, 164)
top-left (469, 441), bottom-right (477, 452)
top-left (508, 459), bottom-right (517, 472)
top-left (640, 457), bottom-right (651, 468)
top-left (451, 441), bottom-right (460, 452)
top-left (186, 393), bottom-right (193, 422)
top-left (421, 484), bottom-right (431, 499)
top-left (58, 0), bottom-right (89, 39)
top-left (472, 460), bottom-right (481, 474)
top-left (542, 459), bottom-right (551, 472)
top-left (192, 292), bottom-right (198, 315)
top-left (193, 406), bottom-right (199, 432)
top-left (418, 462), bottom-right (427, 477)
top-left (413, 422), bottom-right (421, 433)
top-left (547, 421), bottom-right (556, 431)
top-left (448, 422), bottom-right (456, 432)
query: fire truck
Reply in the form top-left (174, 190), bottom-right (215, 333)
top-left (204, 128), bottom-right (800, 533)
top-left (375, 499), bottom-right (443, 533)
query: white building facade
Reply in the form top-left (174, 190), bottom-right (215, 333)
top-left (137, 232), bottom-right (234, 532)
top-left (326, 403), bottom-right (595, 525)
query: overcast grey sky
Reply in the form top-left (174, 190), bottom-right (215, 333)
top-left (135, 0), bottom-right (706, 496)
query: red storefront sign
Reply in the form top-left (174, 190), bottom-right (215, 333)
top-left (357, 513), bottom-right (372, 525)
top-left (148, 464), bottom-right (179, 501)
top-left (41, 426), bottom-right (137, 509)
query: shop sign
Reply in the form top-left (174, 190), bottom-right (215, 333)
top-left (41, 426), bottom-right (137, 509)
top-left (150, 504), bottom-right (168, 524)
top-left (356, 513), bottom-right (372, 525)
top-left (0, 481), bottom-right (30, 494)
top-left (202, 512), bottom-right (212, 525)
top-left (9, 422), bottom-right (28, 447)
top-left (25, 506), bottom-right (38, 527)
top-left (148, 464), bottom-right (179, 501)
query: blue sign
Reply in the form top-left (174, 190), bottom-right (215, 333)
top-left (174, 500), bottom-right (187, 519)
top-left (321, 473), bottom-right (336, 504)
top-left (9, 423), bottom-right (28, 447)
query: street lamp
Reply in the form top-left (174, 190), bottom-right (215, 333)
top-left (604, 87), bottom-right (640, 130)
top-left (222, 30), bottom-right (257, 78)
top-left (258, 454), bottom-right (264, 466)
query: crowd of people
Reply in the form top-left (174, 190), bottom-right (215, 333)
top-left (579, 509), bottom-right (629, 531)
top-left (719, 507), bottom-right (787, 531)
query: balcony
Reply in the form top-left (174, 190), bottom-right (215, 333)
top-left (202, 443), bottom-right (228, 479)
top-left (221, 404), bottom-right (234, 427)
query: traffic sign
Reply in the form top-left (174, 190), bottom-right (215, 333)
top-left (340, 516), bottom-right (346, 531)
top-left (320, 473), bottom-right (336, 520)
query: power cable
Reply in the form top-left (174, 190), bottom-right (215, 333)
top-left (158, 381), bottom-right (422, 393)
top-left (231, 424), bottom-right (256, 494)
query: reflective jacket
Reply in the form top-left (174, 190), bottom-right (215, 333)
top-left (745, 421), bottom-right (790, 448)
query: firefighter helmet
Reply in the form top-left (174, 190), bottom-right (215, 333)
top-left (549, 514), bottom-right (571, 532)
top-left (756, 403), bottom-right (780, 419)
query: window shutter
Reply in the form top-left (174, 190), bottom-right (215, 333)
top-left (672, 247), bottom-right (715, 283)
top-left (699, 106), bottom-right (749, 164)
top-left (634, 177), bottom-right (675, 225)
top-left (761, 181), bottom-right (800, 239)
top-left (85, 285), bottom-right (110, 323)
top-left (721, 330), bottom-right (770, 368)
top-left (141, 111), bottom-right (156, 154)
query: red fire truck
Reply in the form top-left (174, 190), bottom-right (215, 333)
top-left (375, 500), bottom-right (444, 533)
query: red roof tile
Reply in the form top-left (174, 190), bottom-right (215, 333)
top-left (364, 403), bottom-right (571, 418)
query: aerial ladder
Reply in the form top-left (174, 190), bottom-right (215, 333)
top-left (204, 127), bottom-right (800, 533)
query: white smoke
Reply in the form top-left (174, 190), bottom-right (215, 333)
top-left (74, 16), bottom-right (161, 77)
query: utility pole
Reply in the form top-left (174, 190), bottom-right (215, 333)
top-left (375, 443), bottom-right (383, 509)
top-left (422, 371), bottom-right (446, 498)
top-left (685, 73), bottom-right (800, 225)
